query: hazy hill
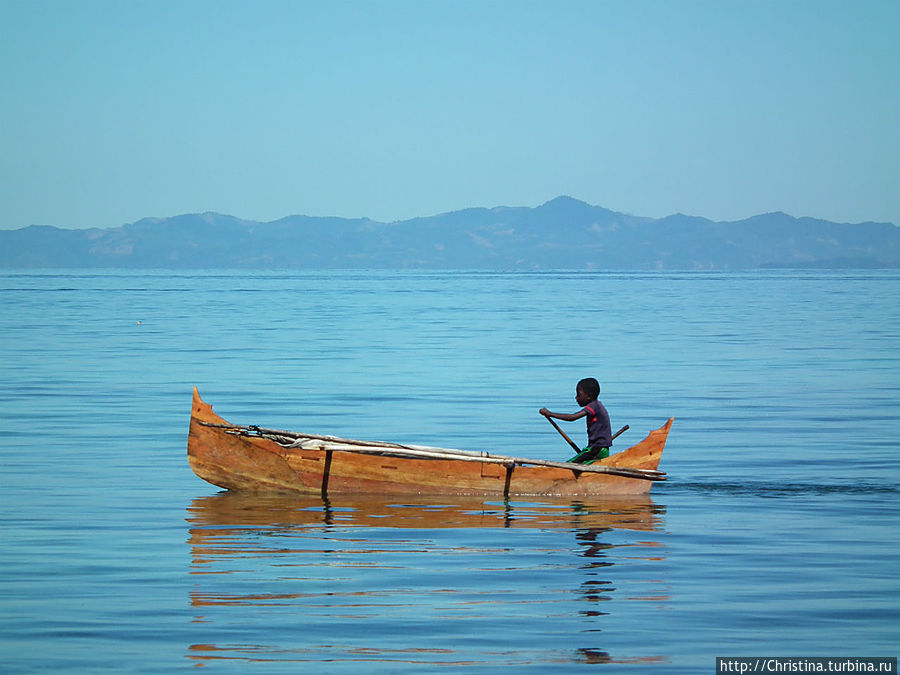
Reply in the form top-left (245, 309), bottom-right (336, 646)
top-left (2, 196), bottom-right (898, 269)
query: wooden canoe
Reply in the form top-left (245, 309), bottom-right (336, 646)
top-left (187, 387), bottom-right (672, 496)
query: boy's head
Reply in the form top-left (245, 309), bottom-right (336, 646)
top-left (576, 377), bottom-right (600, 405)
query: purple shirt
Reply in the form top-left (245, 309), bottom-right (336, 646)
top-left (583, 400), bottom-right (611, 448)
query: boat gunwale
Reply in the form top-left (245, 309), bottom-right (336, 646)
top-left (194, 419), bottom-right (668, 481)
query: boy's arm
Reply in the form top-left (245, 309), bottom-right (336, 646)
top-left (539, 408), bottom-right (587, 422)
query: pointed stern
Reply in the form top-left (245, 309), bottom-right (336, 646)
top-left (187, 387), bottom-right (306, 491)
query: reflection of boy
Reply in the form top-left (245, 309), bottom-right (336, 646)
top-left (539, 377), bottom-right (612, 464)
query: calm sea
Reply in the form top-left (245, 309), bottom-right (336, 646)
top-left (1, 270), bottom-right (898, 673)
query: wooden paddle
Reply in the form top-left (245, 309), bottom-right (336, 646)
top-left (542, 413), bottom-right (629, 454)
top-left (543, 415), bottom-right (581, 452)
top-left (611, 425), bottom-right (629, 441)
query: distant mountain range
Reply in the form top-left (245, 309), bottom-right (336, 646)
top-left (2, 196), bottom-right (898, 269)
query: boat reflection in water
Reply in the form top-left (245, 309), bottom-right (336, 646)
top-left (186, 492), bottom-right (669, 668)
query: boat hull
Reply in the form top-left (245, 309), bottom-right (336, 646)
top-left (188, 387), bottom-right (672, 496)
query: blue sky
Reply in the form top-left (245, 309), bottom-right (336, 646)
top-left (2, 0), bottom-right (898, 229)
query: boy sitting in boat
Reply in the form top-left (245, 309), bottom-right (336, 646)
top-left (540, 377), bottom-right (612, 464)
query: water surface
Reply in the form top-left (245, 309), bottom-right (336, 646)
top-left (1, 270), bottom-right (898, 672)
